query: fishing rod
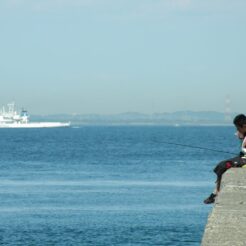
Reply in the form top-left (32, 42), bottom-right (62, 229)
top-left (153, 140), bottom-right (238, 155)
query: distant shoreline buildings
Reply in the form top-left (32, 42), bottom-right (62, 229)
top-left (32, 111), bottom-right (237, 126)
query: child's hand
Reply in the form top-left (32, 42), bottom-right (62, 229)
top-left (235, 131), bottom-right (244, 140)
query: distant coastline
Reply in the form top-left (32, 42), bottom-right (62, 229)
top-left (31, 111), bottom-right (237, 126)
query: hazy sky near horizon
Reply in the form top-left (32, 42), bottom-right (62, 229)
top-left (0, 0), bottom-right (245, 114)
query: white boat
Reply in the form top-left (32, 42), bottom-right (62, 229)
top-left (0, 103), bottom-right (70, 128)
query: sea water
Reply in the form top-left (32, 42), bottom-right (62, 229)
top-left (0, 126), bottom-right (239, 245)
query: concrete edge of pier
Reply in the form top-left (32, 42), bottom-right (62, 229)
top-left (202, 168), bottom-right (246, 246)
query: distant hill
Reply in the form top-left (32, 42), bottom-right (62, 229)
top-left (31, 111), bottom-right (237, 126)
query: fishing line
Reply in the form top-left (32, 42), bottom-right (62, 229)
top-left (153, 140), bottom-right (238, 155)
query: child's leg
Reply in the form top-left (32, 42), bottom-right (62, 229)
top-left (215, 176), bottom-right (222, 194)
top-left (204, 156), bottom-right (239, 204)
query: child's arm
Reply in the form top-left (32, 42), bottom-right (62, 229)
top-left (242, 137), bottom-right (246, 155)
top-left (235, 131), bottom-right (246, 156)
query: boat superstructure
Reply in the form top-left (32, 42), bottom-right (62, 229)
top-left (0, 103), bottom-right (70, 128)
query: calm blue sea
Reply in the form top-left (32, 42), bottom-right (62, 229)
top-left (0, 126), bottom-right (239, 245)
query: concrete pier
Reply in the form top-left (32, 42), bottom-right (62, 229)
top-left (202, 168), bottom-right (246, 246)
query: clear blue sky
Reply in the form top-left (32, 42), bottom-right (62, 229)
top-left (0, 0), bottom-right (245, 114)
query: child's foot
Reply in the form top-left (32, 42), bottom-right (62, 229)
top-left (203, 193), bottom-right (216, 204)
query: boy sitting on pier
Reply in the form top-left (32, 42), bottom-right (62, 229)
top-left (204, 114), bottom-right (246, 204)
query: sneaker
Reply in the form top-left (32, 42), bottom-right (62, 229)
top-left (203, 193), bottom-right (216, 204)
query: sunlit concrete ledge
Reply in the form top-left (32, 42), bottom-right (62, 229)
top-left (202, 168), bottom-right (246, 246)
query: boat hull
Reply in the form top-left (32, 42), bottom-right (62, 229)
top-left (0, 122), bottom-right (70, 128)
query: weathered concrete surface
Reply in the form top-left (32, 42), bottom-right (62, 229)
top-left (202, 168), bottom-right (246, 246)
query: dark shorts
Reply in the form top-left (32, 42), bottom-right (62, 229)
top-left (214, 156), bottom-right (246, 178)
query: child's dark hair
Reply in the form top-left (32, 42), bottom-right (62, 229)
top-left (233, 114), bottom-right (246, 127)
